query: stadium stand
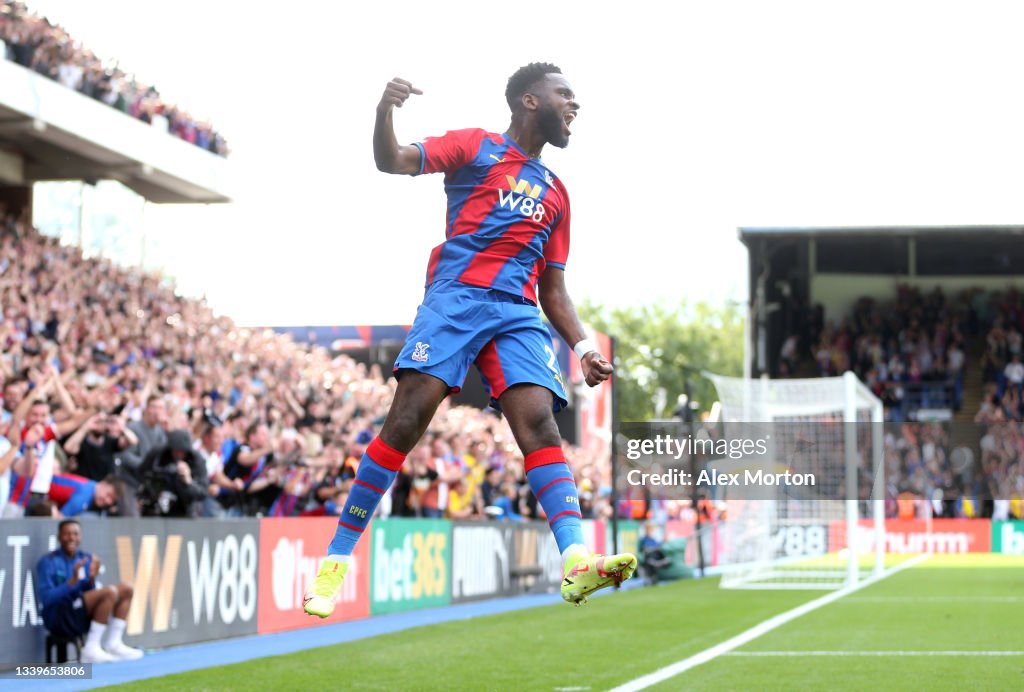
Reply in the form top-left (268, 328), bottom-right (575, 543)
top-left (721, 227), bottom-right (1024, 523)
top-left (768, 286), bottom-right (1024, 520)
top-left (0, 0), bottom-right (228, 156)
top-left (5, 212), bottom-right (1014, 525)
top-left (0, 212), bottom-right (612, 522)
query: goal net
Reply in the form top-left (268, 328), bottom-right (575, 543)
top-left (708, 372), bottom-right (888, 589)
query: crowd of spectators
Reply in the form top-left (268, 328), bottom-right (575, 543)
top-left (880, 421), bottom-right (1024, 520)
top-left (783, 285), bottom-right (972, 420)
top-left (773, 284), bottom-right (1024, 519)
top-left (0, 209), bottom-right (611, 522)
top-left (0, 1), bottom-right (228, 157)
top-left (973, 288), bottom-right (1024, 424)
top-left (782, 284), bottom-right (1024, 425)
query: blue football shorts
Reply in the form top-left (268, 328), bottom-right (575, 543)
top-left (394, 279), bottom-right (569, 411)
top-left (47, 600), bottom-right (91, 638)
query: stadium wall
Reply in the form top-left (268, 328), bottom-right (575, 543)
top-left (3, 517), bottom-right (1019, 667)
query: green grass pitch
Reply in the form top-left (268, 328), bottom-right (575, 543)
top-left (107, 555), bottom-right (1024, 691)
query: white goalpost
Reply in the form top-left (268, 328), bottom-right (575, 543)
top-left (707, 372), bottom-right (888, 589)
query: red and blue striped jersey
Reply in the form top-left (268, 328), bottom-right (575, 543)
top-left (414, 129), bottom-right (571, 303)
top-left (47, 473), bottom-right (96, 516)
top-left (7, 471), bottom-right (32, 508)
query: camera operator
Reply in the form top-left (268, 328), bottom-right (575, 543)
top-left (137, 429), bottom-right (207, 517)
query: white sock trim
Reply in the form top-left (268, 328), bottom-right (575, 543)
top-left (561, 544), bottom-right (589, 562)
top-left (326, 554), bottom-right (353, 564)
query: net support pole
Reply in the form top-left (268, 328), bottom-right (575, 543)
top-left (843, 371), bottom-right (859, 587)
top-left (871, 396), bottom-right (885, 577)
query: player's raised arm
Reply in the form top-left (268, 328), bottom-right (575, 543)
top-left (537, 266), bottom-right (613, 387)
top-left (373, 77), bottom-right (424, 175)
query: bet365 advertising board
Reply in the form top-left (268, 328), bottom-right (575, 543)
top-left (368, 518), bottom-right (451, 615)
top-left (991, 521), bottom-right (1024, 554)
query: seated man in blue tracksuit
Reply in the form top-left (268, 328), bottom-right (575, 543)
top-left (35, 519), bottom-right (143, 663)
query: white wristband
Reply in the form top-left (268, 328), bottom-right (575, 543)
top-left (573, 338), bottom-right (599, 360)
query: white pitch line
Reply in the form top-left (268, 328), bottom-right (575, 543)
top-left (727, 651), bottom-right (1024, 657)
top-left (608, 554), bottom-right (930, 692)
top-left (844, 596), bottom-right (1024, 603)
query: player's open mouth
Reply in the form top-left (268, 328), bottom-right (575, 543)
top-left (563, 111), bottom-right (576, 135)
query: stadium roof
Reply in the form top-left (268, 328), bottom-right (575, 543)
top-left (0, 59), bottom-right (231, 204)
top-left (739, 225), bottom-right (1024, 243)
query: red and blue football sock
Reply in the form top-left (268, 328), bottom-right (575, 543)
top-left (525, 446), bottom-right (585, 556)
top-left (326, 437), bottom-right (406, 557)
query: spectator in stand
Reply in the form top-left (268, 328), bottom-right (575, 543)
top-left (983, 317), bottom-right (1008, 383)
top-left (195, 419), bottom-right (241, 518)
top-left (407, 443), bottom-right (439, 518)
top-left (1001, 354), bottom-right (1024, 400)
top-left (0, 431), bottom-right (17, 517)
top-left (62, 412), bottom-right (138, 481)
top-left (480, 465), bottom-right (503, 508)
top-left (1008, 326), bottom-right (1023, 357)
top-left (9, 387), bottom-right (92, 504)
top-left (121, 395), bottom-right (168, 473)
top-left (313, 445), bottom-right (351, 516)
top-left (1001, 388), bottom-right (1022, 422)
top-left (1, 376), bottom-right (29, 427)
top-left (489, 480), bottom-right (524, 521)
top-left (268, 463), bottom-right (316, 518)
top-left (446, 472), bottom-right (483, 520)
top-left (428, 435), bottom-right (463, 519)
top-left (947, 338), bottom-right (966, 411)
top-left (221, 421), bottom-right (281, 516)
top-left (35, 519), bottom-right (143, 663)
top-left (219, 411), bottom-right (244, 466)
top-left (3, 420), bottom-right (42, 516)
top-left (47, 471), bottom-right (123, 517)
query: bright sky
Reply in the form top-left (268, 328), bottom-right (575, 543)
top-left (23, 0), bottom-right (1024, 326)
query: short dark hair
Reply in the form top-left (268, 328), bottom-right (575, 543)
top-left (505, 62), bottom-right (562, 111)
top-left (58, 518), bottom-right (80, 532)
top-left (28, 499), bottom-right (56, 517)
top-left (245, 420), bottom-right (264, 439)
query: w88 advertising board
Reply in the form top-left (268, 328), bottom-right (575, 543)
top-left (0, 518), bottom-right (260, 667)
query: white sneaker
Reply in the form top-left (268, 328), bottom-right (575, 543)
top-left (81, 643), bottom-right (117, 663)
top-left (105, 641), bottom-right (144, 660)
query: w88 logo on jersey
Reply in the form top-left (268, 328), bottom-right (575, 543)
top-left (497, 177), bottom-right (546, 222)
